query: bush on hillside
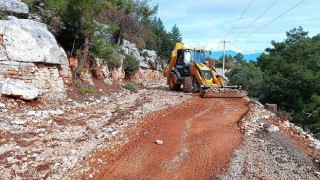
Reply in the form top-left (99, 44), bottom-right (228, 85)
top-left (91, 35), bottom-right (121, 69)
top-left (123, 54), bottom-right (140, 76)
top-left (226, 62), bottom-right (264, 99)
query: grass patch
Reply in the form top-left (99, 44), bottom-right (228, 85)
top-left (79, 86), bottom-right (94, 95)
top-left (123, 83), bottom-right (136, 91)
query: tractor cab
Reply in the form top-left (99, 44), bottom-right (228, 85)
top-left (174, 49), bottom-right (208, 76)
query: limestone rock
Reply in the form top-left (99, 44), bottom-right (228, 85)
top-left (0, 0), bottom-right (29, 18)
top-left (120, 40), bottom-right (158, 70)
top-left (265, 125), bottom-right (280, 133)
top-left (311, 140), bottom-right (320, 150)
top-left (0, 17), bottom-right (68, 65)
top-left (155, 140), bottom-right (163, 145)
top-left (0, 80), bottom-right (41, 100)
top-left (0, 45), bottom-right (5, 60)
top-left (0, 17), bottom-right (71, 99)
top-left (0, 102), bottom-right (6, 109)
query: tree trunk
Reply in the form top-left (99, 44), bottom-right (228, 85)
top-left (76, 36), bottom-right (90, 77)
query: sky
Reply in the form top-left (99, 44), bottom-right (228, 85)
top-left (149, 0), bottom-right (320, 54)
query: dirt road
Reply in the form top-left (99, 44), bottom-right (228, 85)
top-left (90, 96), bottom-right (248, 179)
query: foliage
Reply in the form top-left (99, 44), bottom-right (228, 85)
top-left (217, 54), bottom-right (235, 69)
top-left (123, 82), bottom-right (137, 91)
top-left (78, 85), bottom-right (94, 95)
top-left (234, 53), bottom-right (246, 64)
top-left (123, 54), bottom-right (140, 75)
top-left (143, 17), bottom-right (181, 60)
top-left (170, 24), bottom-right (182, 48)
top-left (102, 0), bottom-right (158, 47)
top-left (257, 26), bottom-right (320, 136)
top-left (91, 34), bottom-right (121, 69)
top-left (226, 62), bottom-right (264, 98)
top-left (0, 9), bottom-right (8, 19)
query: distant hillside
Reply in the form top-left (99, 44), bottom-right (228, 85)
top-left (210, 50), bottom-right (261, 62)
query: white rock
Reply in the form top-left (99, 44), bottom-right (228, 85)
top-left (282, 120), bottom-right (290, 127)
top-left (0, 17), bottom-right (68, 65)
top-left (0, 80), bottom-right (41, 100)
top-left (7, 156), bottom-right (18, 163)
top-left (12, 119), bottom-right (26, 125)
top-left (311, 140), bottom-right (320, 150)
top-left (0, 0), bottom-right (29, 18)
top-left (0, 102), bottom-right (6, 109)
top-left (53, 162), bottom-right (61, 170)
top-left (27, 111), bottom-right (36, 116)
top-left (266, 125), bottom-right (280, 133)
top-left (49, 109), bottom-right (64, 115)
top-left (155, 140), bottom-right (163, 145)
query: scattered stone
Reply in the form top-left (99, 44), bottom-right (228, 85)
top-left (311, 140), bottom-right (320, 150)
top-left (12, 119), bottom-right (26, 125)
top-left (0, 102), bottom-right (6, 109)
top-left (265, 125), bottom-right (280, 133)
top-left (27, 111), bottom-right (36, 116)
top-left (155, 140), bottom-right (163, 145)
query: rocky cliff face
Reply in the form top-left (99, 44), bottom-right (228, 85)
top-left (0, 17), bottom-right (71, 100)
top-left (120, 39), bottom-right (163, 84)
top-left (0, 1), bottom-right (164, 101)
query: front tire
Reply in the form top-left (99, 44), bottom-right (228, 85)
top-left (183, 76), bottom-right (195, 93)
top-left (169, 72), bottom-right (181, 91)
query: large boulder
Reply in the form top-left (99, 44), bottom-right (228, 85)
top-left (0, 0), bottom-right (29, 19)
top-left (0, 17), bottom-right (71, 100)
top-left (0, 79), bottom-right (41, 100)
top-left (0, 17), bottom-right (68, 66)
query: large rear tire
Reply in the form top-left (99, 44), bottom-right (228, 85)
top-left (183, 76), bottom-right (194, 93)
top-left (169, 72), bottom-right (181, 91)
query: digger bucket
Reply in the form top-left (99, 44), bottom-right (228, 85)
top-left (200, 87), bottom-right (247, 98)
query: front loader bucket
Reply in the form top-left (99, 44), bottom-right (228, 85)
top-left (200, 88), bottom-right (247, 98)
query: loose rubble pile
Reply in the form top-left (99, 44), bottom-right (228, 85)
top-left (221, 99), bottom-right (320, 179)
top-left (0, 83), bottom-right (192, 179)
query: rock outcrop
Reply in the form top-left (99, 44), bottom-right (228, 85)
top-left (120, 39), bottom-right (163, 85)
top-left (0, 0), bottom-right (29, 19)
top-left (121, 40), bottom-right (159, 70)
top-left (0, 17), bottom-right (71, 100)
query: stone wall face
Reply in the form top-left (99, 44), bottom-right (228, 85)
top-left (0, 17), bottom-right (71, 100)
top-left (0, 62), bottom-right (67, 99)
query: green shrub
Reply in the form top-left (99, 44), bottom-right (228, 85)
top-left (91, 35), bottom-right (121, 69)
top-left (78, 86), bottom-right (94, 95)
top-left (123, 83), bottom-right (136, 91)
top-left (124, 54), bottom-right (140, 76)
top-left (226, 62), bottom-right (264, 99)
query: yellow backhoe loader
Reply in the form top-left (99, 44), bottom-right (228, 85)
top-left (163, 43), bottom-right (247, 98)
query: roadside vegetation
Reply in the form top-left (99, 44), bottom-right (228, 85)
top-left (20, 1), bottom-right (319, 138)
top-left (226, 27), bottom-right (320, 138)
top-left (22, 0), bottom-right (182, 76)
